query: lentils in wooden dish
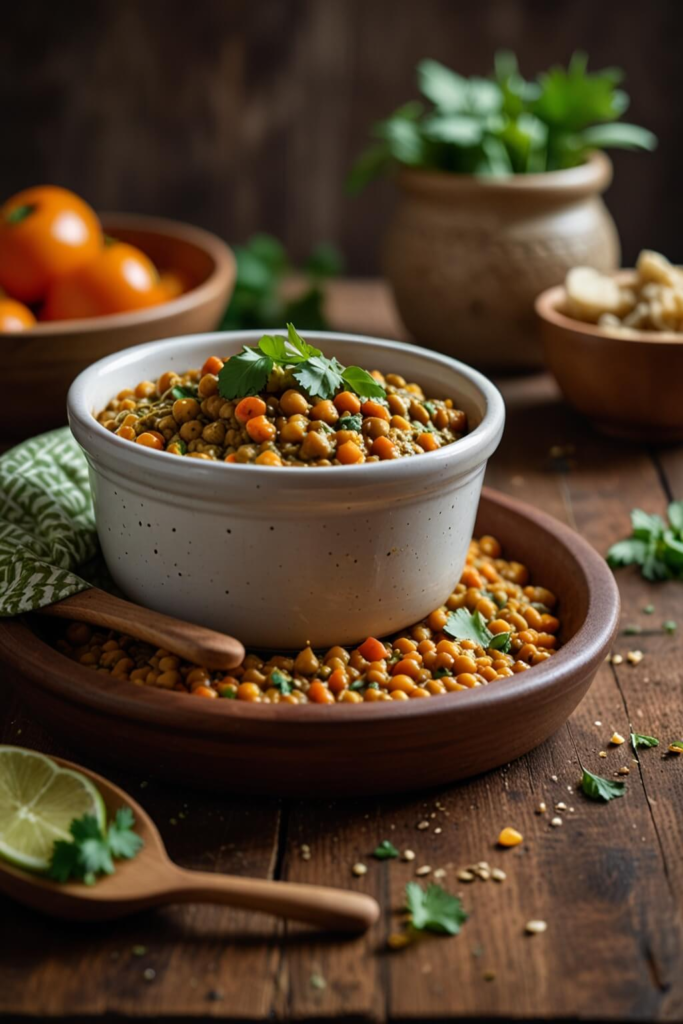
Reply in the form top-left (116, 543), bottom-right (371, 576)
top-left (95, 326), bottom-right (467, 466)
top-left (55, 536), bottom-right (560, 704)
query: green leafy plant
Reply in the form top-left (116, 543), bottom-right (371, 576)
top-left (221, 234), bottom-right (343, 331)
top-left (49, 808), bottom-right (143, 885)
top-left (405, 882), bottom-right (468, 935)
top-left (607, 502), bottom-right (683, 581)
top-left (580, 768), bottom-right (626, 803)
top-left (349, 52), bottom-right (656, 190)
top-left (217, 323), bottom-right (386, 401)
top-left (443, 607), bottom-right (511, 653)
top-left (373, 840), bottom-right (400, 860)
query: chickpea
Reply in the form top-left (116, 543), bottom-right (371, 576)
top-left (202, 421), bottom-right (226, 445)
top-left (294, 646), bottom-right (320, 676)
top-left (300, 431), bottom-right (331, 460)
top-left (310, 400), bottom-right (339, 426)
top-left (362, 416), bottom-right (390, 440)
top-left (179, 419), bottom-right (203, 442)
top-left (280, 390), bottom-right (310, 417)
top-left (173, 397), bottom-right (200, 423)
top-left (280, 416), bottom-right (308, 443)
top-left (198, 373), bottom-right (219, 398)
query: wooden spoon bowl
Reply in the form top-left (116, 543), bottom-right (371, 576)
top-left (0, 488), bottom-right (620, 797)
top-left (0, 754), bottom-right (379, 931)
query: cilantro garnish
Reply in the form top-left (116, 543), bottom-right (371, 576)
top-left (217, 323), bottom-right (386, 402)
top-left (49, 808), bottom-right (143, 885)
top-left (405, 882), bottom-right (468, 935)
top-left (607, 502), bottom-right (683, 582)
top-left (630, 732), bottom-right (659, 753)
top-left (169, 384), bottom-right (198, 400)
top-left (443, 607), bottom-right (511, 653)
top-left (432, 667), bottom-right (452, 679)
top-left (579, 768), bottom-right (626, 802)
top-left (337, 413), bottom-right (363, 432)
top-left (373, 840), bottom-right (399, 859)
top-left (269, 669), bottom-right (292, 695)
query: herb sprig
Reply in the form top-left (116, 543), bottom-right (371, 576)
top-left (48, 808), bottom-right (144, 885)
top-left (580, 768), bottom-right (626, 803)
top-left (607, 502), bottom-right (683, 581)
top-left (443, 607), bottom-right (512, 653)
top-left (217, 323), bottom-right (386, 402)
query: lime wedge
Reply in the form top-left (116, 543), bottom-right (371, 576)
top-left (0, 746), bottom-right (106, 872)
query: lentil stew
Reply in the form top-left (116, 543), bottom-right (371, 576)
top-left (95, 330), bottom-right (468, 466)
top-left (54, 535), bottom-right (560, 704)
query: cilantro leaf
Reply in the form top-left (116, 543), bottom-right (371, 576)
top-left (630, 732), bottom-right (659, 753)
top-left (373, 840), bottom-right (399, 860)
top-left (631, 509), bottom-right (665, 541)
top-left (169, 384), bottom-right (198, 400)
top-left (257, 334), bottom-right (291, 363)
top-left (286, 322), bottom-right (321, 359)
top-left (432, 667), bottom-right (452, 679)
top-left (580, 768), bottom-right (626, 802)
top-left (49, 839), bottom-right (84, 883)
top-left (607, 538), bottom-right (648, 568)
top-left (443, 607), bottom-right (511, 653)
top-left (405, 882), bottom-right (468, 935)
top-left (668, 501), bottom-right (683, 535)
top-left (218, 347), bottom-right (273, 399)
top-left (341, 366), bottom-right (386, 399)
top-left (107, 808), bottom-right (144, 860)
top-left (293, 355), bottom-right (345, 399)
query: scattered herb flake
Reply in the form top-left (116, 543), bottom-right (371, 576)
top-left (269, 669), bottom-right (292, 695)
top-left (643, 604), bottom-right (655, 614)
top-left (580, 768), bottom-right (626, 802)
top-left (49, 809), bottom-right (143, 885)
top-left (337, 412), bottom-right (363, 432)
top-left (630, 732), bottom-right (659, 753)
top-left (405, 882), bottom-right (468, 936)
top-left (373, 840), bottom-right (400, 860)
top-left (663, 620), bottom-right (678, 634)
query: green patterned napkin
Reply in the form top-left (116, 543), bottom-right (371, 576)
top-left (0, 428), bottom-right (97, 615)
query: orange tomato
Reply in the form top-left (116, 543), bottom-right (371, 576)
top-left (43, 241), bottom-right (164, 320)
top-left (0, 185), bottom-right (102, 303)
top-left (0, 297), bottom-right (36, 333)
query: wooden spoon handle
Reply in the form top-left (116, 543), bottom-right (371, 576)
top-left (38, 588), bottom-right (245, 671)
top-left (166, 868), bottom-right (380, 933)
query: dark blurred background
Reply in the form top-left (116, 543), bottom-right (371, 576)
top-left (1, 0), bottom-right (679, 274)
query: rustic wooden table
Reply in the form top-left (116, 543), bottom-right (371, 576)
top-left (1, 282), bottom-right (682, 1022)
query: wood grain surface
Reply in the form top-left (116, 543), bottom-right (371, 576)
top-left (1, 282), bottom-right (683, 1021)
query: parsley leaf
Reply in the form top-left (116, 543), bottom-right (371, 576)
top-left (373, 840), bottom-right (399, 860)
top-left (169, 384), bottom-right (198, 400)
top-left (257, 334), bottom-right (292, 363)
top-left (48, 809), bottom-right (144, 885)
top-left (631, 732), bottom-right (659, 753)
top-left (286, 322), bottom-right (322, 359)
top-left (443, 607), bottom-right (511, 653)
top-left (580, 768), bottom-right (626, 802)
top-left (218, 347), bottom-right (273, 399)
top-left (293, 354), bottom-right (345, 399)
top-left (607, 502), bottom-right (683, 583)
top-left (405, 882), bottom-right (468, 935)
top-left (340, 366), bottom-right (386, 399)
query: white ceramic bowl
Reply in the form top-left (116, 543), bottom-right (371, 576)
top-left (68, 331), bottom-right (505, 649)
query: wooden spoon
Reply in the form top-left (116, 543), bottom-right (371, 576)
top-left (38, 588), bottom-right (245, 671)
top-left (0, 755), bottom-right (380, 933)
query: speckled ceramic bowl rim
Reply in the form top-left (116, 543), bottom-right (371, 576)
top-left (15, 213), bottom-right (236, 337)
top-left (0, 488), bottom-right (620, 728)
top-left (536, 270), bottom-right (683, 346)
top-left (67, 330), bottom-right (506, 488)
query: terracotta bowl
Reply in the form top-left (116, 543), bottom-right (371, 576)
top-left (536, 271), bottom-right (683, 441)
top-left (0, 487), bottom-right (619, 797)
top-left (0, 214), bottom-right (235, 438)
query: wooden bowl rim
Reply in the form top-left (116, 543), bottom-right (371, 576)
top-left (535, 271), bottom-right (683, 346)
top-left (3, 213), bottom-right (236, 337)
top-left (0, 487), bottom-right (620, 733)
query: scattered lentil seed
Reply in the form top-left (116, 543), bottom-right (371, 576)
top-left (594, 720), bottom-right (602, 726)
top-left (555, 801), bottom-right (567, 811)
top-left (550, 774), bottom-right (558, 782)
top-left (417, 820), bottom-right (430, 830)
top-left (434, 827), bottom-right (442, 834)
top-left (497, 827), bottom-right (523, 847)
top-left (525, 920), bottom-right (547, 935)
top-left (491, 868), bottom-right (506, 882)
top-left (474, 867), bottom-right (490, 881)
top-left (402, 849), bottom-right (416, 862)
top-left (352, 862), bottom-right (367, 877)
top-left (611, 732), bottom-right (625, 745)
top-left (535, 802), bottom-right (547, 814)
top-left (483, 970), bottom-right (497, 982)
top-left (617, 766), bottom-right (630, 776)
top-left (611, 654), bottom-right (624, 665)
top-left (550, 817), bottom-right (563, 827)
top-left (433, 868), bottom-right (447, 880)
top-left (627, 650), bottom-right (644, 665)
top-left (387, 932), bottom-right (411, 950)
top-left (143, 968), bottom-right (156, 982)
top-left (310, 973), bottom-right (327, 990)
top-left (457, 869), bottom-right (476, 883)
top-left (599, 751), bottom-right (607, 758)
top-left (415, 865), bottom-right (432, 877)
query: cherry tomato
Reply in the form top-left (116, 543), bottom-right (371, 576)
top-left (43, 241), bottom-right (165, 320)
top-left (0, 185), bottom-right (102, 303)
top-left (0, 297), bottom-right (36, 333)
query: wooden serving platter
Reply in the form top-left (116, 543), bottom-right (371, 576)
top-left (0, 488), bottom-right (619, 796)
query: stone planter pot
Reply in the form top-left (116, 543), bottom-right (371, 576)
top-left (383, 151), bottom-right (620, 372)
